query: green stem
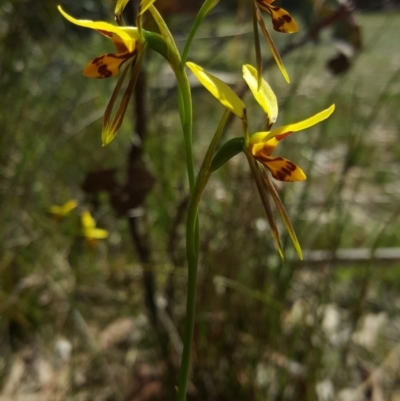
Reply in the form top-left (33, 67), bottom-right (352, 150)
top-left (148, 5), bottom-right (196, 191)
top-left (177, 110), bottom-right (230, 401)
top-left (147, 7), bottom-right (228, 399)
top-left (182, 0), bottom-right (220, 64)
top-left (177, 78), bottom-right (195, 192)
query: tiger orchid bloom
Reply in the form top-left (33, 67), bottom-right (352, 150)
top-left (255, 0), bottom-right (298, 34)
top-left (186, 62), bottom-right (335, 259)
top-left (58, 6), bottom-right (140, 79)
top-left (58, 0), bottom-right (156, 146)
top-left (242, 65), bottom-right (335, 182)
top-left (252, 0), bottom-right (298, 83)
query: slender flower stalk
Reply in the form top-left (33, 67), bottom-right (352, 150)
top-left (178, 109), bottom-right (230, 401)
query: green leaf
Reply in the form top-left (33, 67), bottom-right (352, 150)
top-left (210, 137), bottom-right (244, 172)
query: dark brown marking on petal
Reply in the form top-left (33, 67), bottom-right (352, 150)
top-left (267, 158), bottom-right (299, 181)
top-left (272, 14), bottom-right (293, 33)
top-left (90, 53), bottom-right (134, 79)
top-left (98, 64), bottom-right (113, 78)
top-left (287, 161), bottom-right (297, 172)
top-left (92, 55), bottom-right (106, 64)
top-left (97, 30), bottom-right (113, 38)
top-left (274, 170), bottom-right (286, 181)
top-left (276, 132), bottom-right (292, 141)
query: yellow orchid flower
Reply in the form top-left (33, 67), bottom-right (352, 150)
top-left (187, 62), bottom-right (335, 258)
top-left (58, 6), bottom-right (140, 79)
top-left (49, 199), bottom-right (78, 219)
top-left (58, 3), bottom-right (155, 145)
top-left (81, 211), bottom-right (109, 246)
top-left (252, 0), bottom-right (298, 83)
top-left (255, 0), bottom-right (298, 33)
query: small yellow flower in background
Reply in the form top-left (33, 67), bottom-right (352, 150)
top-left (49, 199), bottom-right (78, 220)
top-left (81, 211), bottom-right (109, 246)
top-left (187, 61), bottom-right (334, 259)
top-left (252, 0), bottom-right (298, 83)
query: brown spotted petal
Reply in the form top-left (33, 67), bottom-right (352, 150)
top-left (255, 154), bottom-right (306, 182)
top-left (83, 52), bottom-right (133, 79)
top-left (255, 0), bottom-right (298, 33)
top-left (96, 31), bottom-right (131, 54)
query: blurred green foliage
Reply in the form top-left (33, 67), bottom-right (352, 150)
top-left (1, 1), bottom-right (400, 400)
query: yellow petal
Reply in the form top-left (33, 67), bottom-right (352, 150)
top-left (58, 6), bottom-right (138, 53)
top-left (60, 200), bottom-right (78, 214)
top-left (115, 0), bottom-right (130, 16)
top-left (251, 136), bottom-right (279, 157)
top-left (267, 104), bottom-right (335, 140)
top-left (84, 228), bottom-right (109, 239)
top-left (81, 211), bottom-right (96, 230)
top-left (242, 64), bottom-right (278, 123)
top-left (140, 0), bottom-right (157, 14)
top-left (113, 27), bottom-right (140, 53)
top-left (255, 9), bottom-right (290, 83)
top-left (186, 62), bottom-right (246, 119)
top-left (83, 52), bottom-right (131, 78)
top-left (49, 199), bottom-right (78, 217)
top-left (256, 155), bottom-right (306, 182)
top-left (49, 205), bottom-right (62, 215)
top-left (255, 1), bottom-right (298, 33)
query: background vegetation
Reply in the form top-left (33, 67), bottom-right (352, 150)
top-left (1, 1), bottom-right (400, 400)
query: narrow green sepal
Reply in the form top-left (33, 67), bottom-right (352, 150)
top-left (210, 137), bottom-right (244, 172)
top-left (144, 31), bottom-right (168, 59)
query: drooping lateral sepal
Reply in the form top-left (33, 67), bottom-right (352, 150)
top-left (102, 45), bottom-right (146, 146)
top-left (246, 151), bottom-right (284, 261)
top-left (261, 168), bottom-right (303, 260)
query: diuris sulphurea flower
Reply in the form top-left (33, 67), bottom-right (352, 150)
top-left (187, 61), bottom-right (335, 259)
top-left (251, 0), bottom-right (298, 83)
top-left (58, 0), bottom-right (156, 146)
top-left (58, 6), bottom-right (140, 79)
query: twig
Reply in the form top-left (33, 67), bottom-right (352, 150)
top-left (300, 247), bottom-right (400, 266)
